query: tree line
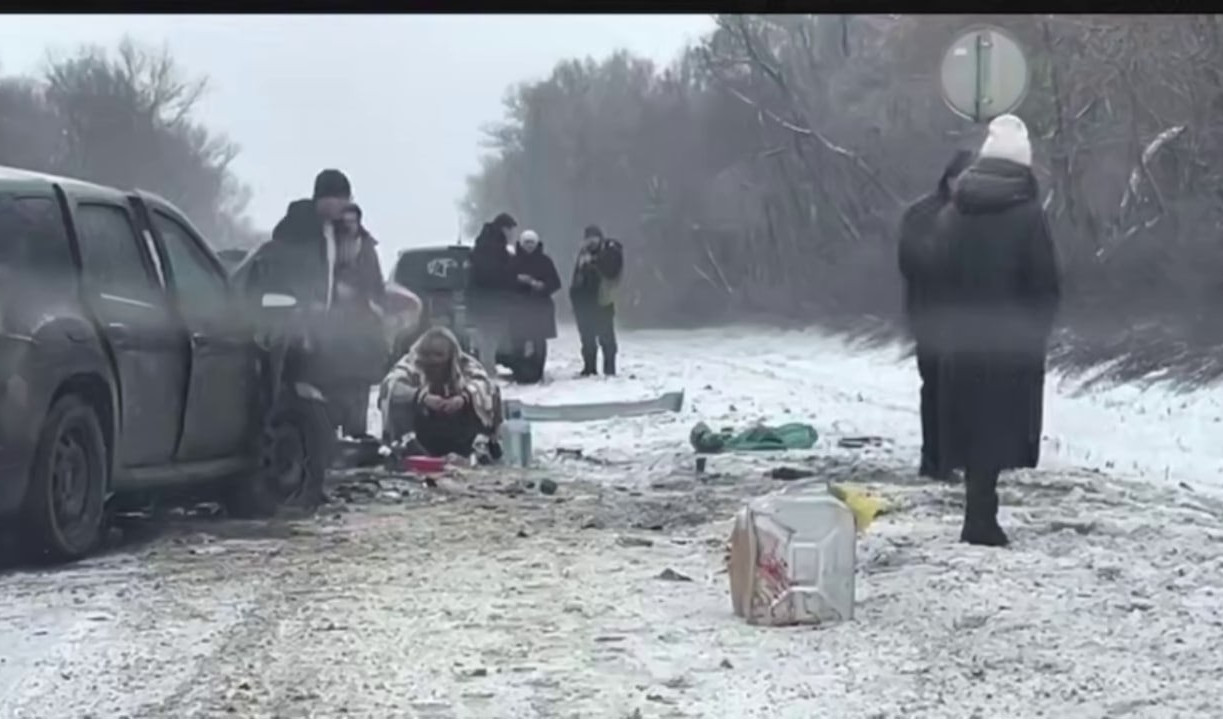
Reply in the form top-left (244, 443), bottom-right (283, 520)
top-left (463, 14), bottom-right (1223, 385)
top-left (0, 38), bottom-right (261, 249)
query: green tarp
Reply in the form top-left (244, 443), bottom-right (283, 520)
top-left (689, 421), bottom-right (819, 454)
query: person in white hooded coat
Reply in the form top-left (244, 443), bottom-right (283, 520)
top-left (931, 114), bottom-right (1062, 547)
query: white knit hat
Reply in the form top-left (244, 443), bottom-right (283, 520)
top-left (978, 114), bottom-right (1032, 167)
top-left (519, 229), bottom-right (539, 243)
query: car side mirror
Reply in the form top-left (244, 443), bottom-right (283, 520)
top-left (261, 293), bottom-right (297, 308)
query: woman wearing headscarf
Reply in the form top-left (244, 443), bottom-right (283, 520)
top-left (507, 229), bottom-right (562, 384)
top-left (378, 326), bottom-right (502, 461)
top-left (934, 114), bottom-right (1061, 547)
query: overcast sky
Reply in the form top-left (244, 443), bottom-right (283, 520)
top-left (0, 14), bottom-right (712, 267)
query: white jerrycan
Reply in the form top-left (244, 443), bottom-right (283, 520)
top-left (728, 492), bottom-right (856, 626)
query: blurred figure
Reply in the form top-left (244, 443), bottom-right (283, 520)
top-left (934, 114), bottom-right (1061, 547)
top-left (897, 149), bottom-right (974, 481)
top-left (241, 168), bottom-right (353, 308)
top-left (569, 224), bottom-right (624, 377)
top-left (239, 169), bottom-right (366, 421)
top-left (379, 327), bottom-right (502, 462)
top-left (508, 229), bottom-right (562, 384)
top-left (330, 202), bottom-right (388, 439)
top-left (469, 212), bottom-right (518, 375)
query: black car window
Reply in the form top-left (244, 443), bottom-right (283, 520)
top-left (150, 210), bottom-right (228, 311)
top-left (0, 194), bottom-right (74, 277)
top-left (74, 203), bottom-right (161, 303)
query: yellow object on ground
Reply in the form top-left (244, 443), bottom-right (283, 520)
top-left (827, 483), bottom-right (888, 532)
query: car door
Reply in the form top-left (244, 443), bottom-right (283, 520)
top-left (141, 202), bottom-right (257, 462)
top-left (71, 200), bottom-right (187, 469)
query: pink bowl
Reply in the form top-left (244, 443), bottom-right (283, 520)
top-left (404, 455), bottom-right (446, 474)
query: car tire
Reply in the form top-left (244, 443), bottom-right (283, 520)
top-left (21, 394), bottom-right (108, 563)
top-left (226, 393), bottom-right (330, 519)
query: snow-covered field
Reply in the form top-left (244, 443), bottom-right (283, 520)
top-left (3, 326), bottom-right (1223, 719)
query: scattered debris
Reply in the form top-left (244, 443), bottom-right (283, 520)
top-left (1049, 519), bottom-right (1097, 535)
top-left (838, 435), bottom-right (886, 449)
top-left (656, 568), bottom-right (693, 582)
top-left (690, 420), bottom-right (818, 454)
top-left (617, 536), bottom-right (655, 548)
top-left (770, 466), bottom-right (815, 481)
top-left (539, 479), bottom-right (559, 496)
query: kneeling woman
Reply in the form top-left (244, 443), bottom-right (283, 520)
top-left (379, 327), bottom-right (502, 461)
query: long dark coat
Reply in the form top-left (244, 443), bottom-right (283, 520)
top-left (898, 150), bottom-right (974, 349)
top-left (898, 191), bottom-right (951, 349)
top-left (468, 222), bottom-right (516, 326)
top-left (508, 241), bottom-right (562, 340)
top-left (933, 157), bottom-right (1061, 472)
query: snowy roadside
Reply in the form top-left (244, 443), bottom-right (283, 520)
top-left (1, 326), bottom-right (1221, 719)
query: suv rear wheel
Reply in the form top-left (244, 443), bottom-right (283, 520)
top-left (22, 395), bottom-right (108, 562)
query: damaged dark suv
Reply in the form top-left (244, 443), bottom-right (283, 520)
top-left (0, 167), bottom-right (319, 563)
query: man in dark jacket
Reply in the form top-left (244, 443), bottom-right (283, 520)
top-left (934, 114), bottom-right (1061, 547)
top-left (468, 212), bottom-right (518, 374)
top-left (570, 224), bottom-right (624, 377)
top-left (898, 149), bottom-right (975, 481)
top-left (240, 169), bottom-right (385, 425)
top-left (241, 168), bottom-right (353, 309)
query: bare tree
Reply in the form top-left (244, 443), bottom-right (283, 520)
top-left (465, 14), bottom-right (1223, 383)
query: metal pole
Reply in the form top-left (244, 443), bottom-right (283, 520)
top-left (973, 30), bottom-right (994, 123)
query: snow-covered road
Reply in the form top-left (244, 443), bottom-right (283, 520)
top-left (2, 327), bottom-right (1223, 719)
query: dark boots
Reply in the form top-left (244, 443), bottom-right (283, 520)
top-left (580, 347), bottom-right (598, 377)
top-left (961, 466), bottom-right (1009, 547)
top-left (580, 349), bottom-right (616, 377)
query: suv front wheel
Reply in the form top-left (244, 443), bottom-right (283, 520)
top-left (226, 392), bottom-right (330, 519)
top-left (22, 395), bottom-right (108, 562)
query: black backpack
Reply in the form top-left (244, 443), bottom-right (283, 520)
top-left (596, 238), bottom-right (624, 281)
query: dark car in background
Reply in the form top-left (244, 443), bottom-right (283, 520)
top-left (389, 244), bottom-right (517, 368)
top-left (0, 166), bottom-right (319, 563)
top-left (389, 245), bottom-right (474, 357)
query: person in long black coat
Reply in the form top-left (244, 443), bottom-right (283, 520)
top-left (468, 212), bottom-right (518, 374)
top-left (507, 229), bottom-right (562, 384)
top-left (933, 114), bottom-right (1061, 548)
top-left (898, 149), bottom-right (975, 481)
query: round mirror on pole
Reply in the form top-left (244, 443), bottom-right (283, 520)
top-left (940, 25), bottom-right (1030, 123)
